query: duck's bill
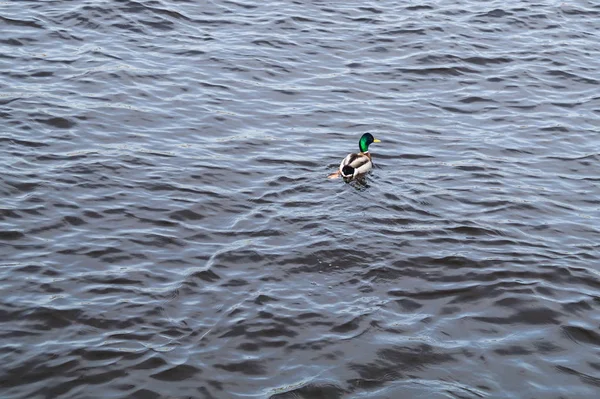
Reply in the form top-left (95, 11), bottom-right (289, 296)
top-left (374, 139), bottom-right (381, 143)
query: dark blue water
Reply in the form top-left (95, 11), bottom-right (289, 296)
top-left (1, 1), bottom-right (600, 398)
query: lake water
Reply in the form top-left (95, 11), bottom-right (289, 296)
top-left (1, 1), bottom-right (599, 398)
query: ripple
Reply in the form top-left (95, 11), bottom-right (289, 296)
top-left (1, 0), bottom-right (600, 397)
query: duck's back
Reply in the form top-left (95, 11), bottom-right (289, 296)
top-left (340, 152), bottom-right (372, 178)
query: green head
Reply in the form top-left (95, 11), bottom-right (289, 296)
top-left (359, 133), bottom-right (381, 153)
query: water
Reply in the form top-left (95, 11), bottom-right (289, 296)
top-left (1, 0), bottom-right (599, 398)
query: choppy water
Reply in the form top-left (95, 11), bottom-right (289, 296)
top-left (1, 0), bottom-right (600, 398)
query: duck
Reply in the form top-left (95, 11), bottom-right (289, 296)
top-left (328, 133), bottom-right (381, 180)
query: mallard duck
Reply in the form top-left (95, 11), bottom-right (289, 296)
top-left (328, 133), bottom-right (381, 180)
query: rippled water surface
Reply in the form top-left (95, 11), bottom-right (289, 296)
top-left (2, 0), bottom-right (600, 398)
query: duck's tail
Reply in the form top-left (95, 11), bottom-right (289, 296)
top-left (341, 165), bottom-right (355, 178)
